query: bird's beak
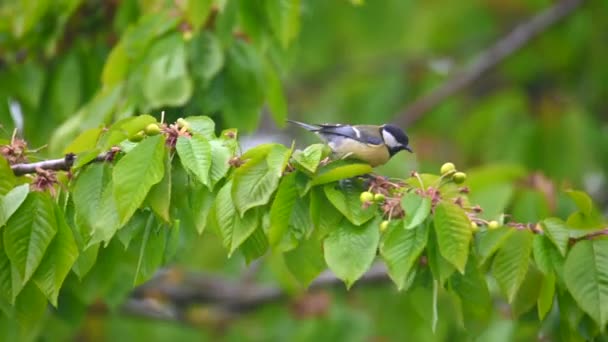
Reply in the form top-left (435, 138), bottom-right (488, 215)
top-left (404, 146), bottom-right (413, 153)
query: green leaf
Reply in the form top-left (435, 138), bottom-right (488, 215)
top-left (284, 238), bottom-right (326, 286)
top-left (401, 192), bottom-right (432, 230)
top-left (146, 154), bottom-right (172, 222)
top-left (0, 158), bottom-right (16, 195)
top-left (142, 34), bottom-right (193, 108)
top-left (538, 272), bottom-right (555, 320)
top-left (71, 243), bottom-right (99, 280)
top-left (223, 40), bottom-right (265, 131)
top-left (475, 227), bottom-right (514, 266)
top-left (133, 217), bottom-right (166, 286)
top-left (0, 184), bottom-right (29, 227)
top-left (240, 227), bottom-right (268, 264)
top-left (190, 185), bottom-right (215, 234)
top-left (209, 139), bottom-right (233, 188)
top-left (492, 229), bottom-right (534, 303)
top-left (433, 202), bottom-right (472, 273)
top-left (542, 218), bottom-right (570, 256)
top-left (532, 234), bottom-right (553, 275)
top-left (0, 235), bottom-right (17, 303)
top-left (32, 203), bottom-right (79, 306)
top-left (324, 218), bottom-right (380, 288)
top-left (73, 163), bottom-right (111, 229)
top-left (189, 31), bottom-right (224, 85)
top-left (292, 144), bottom-right (326, 174)
top-left (62, 127), bottom-right (103, 154)
top-left (102, 42), bottom-right (129, 87)
top-left (450, 256), bottom-right (492, 333)
top-left (98, 114), bottom-right (157, 150)
top-left (564, 239), bottom-right (608, 328)
top-left (310, 187), bottom-right (343, 239)
top-left (176, 134), bottom-right (212, 186)
top-left (566, 190), bottom-right (594, 215)
top-left (264, 60), bottom-right (287, 126)
top-left (183, 116), bottom-right (216, 140)
top-left (14, 282), bottom-right (47, 336)
top-left (512, 265), bottom-right (543, 317)
top-left (117, 211), bottom-right (147, 250)
top-left (186, 0), bottom-right (213, 30)
top-left (232, 144), bottom-right (290, 216)
top-left (265, 0), bottom-right (301, 48)
top-left (4, 192), bottom-right (57, 284)
top-left (324, 183), bottom-right (376, 226)
top-left (427, 226), bottom-right (456, 284)
top-left (214, 181), bottom-right (261, 255)
top-left (269, 173), bottom-right (298, 247)
top-left (89, 179), bottom-right (120, 246)
top-left (113, 134), bottom-right (166, 225)
top-left (311, 161), bottom-right (372, 186)
top-left (380, 222), bottom-right (427, 290)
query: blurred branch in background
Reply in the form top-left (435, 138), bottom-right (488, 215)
top-left (396, 0), bottom-right (585, 126)
top-left (122, 263), bottom-right (389, 324)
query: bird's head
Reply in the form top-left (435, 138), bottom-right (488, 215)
top-left (381, 124), bottom-right (413, 156)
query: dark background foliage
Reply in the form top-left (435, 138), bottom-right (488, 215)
top-left (0, 0), bottom-right (607, 340)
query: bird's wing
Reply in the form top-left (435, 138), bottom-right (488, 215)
top-left (317, 124), bottom-right (384, 145)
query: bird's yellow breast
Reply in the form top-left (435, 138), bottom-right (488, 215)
top-left (330, 139), bottom-right (390, 167)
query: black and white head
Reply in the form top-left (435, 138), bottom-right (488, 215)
top-left (381, 124), bottom-right (413, 156)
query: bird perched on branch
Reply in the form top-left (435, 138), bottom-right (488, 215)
top-left (288, 120), bottom-right (413, 167)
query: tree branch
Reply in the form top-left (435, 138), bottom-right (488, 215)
top-left (10, 150), bottom-right (117, 176)
top-left (123, 263), bottom-right (389, 322)
top-left (395, 0), bottom-right (585, 126)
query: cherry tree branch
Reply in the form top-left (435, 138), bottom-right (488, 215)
top-left (10, 150), bottom-right (117, 176)
top-left (395, 0), bottom-right (585, 126)
top-left (122, 263), bottom-right (389, 322)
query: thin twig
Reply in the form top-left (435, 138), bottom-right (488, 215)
top-left (395, 0), bottom-right (585, 126)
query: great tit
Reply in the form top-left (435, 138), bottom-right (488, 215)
top-left (288, 120), bottom-right (413, 167)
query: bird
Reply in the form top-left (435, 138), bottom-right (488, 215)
top-left (287, 120), bottom-right (413, 167)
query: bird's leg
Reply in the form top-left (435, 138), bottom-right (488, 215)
top-left (319, 156), bottom-right (331, 167)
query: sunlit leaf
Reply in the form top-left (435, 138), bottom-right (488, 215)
top-left (0, 184), bottom-right (29, 227)
top-left (292, 144), bottom-right (326, 174)
top-left (113, 135), bottom-right (166, 225)
top-left (184, 116), bottom-right (216, 140)
top-left (311, 161), bottom-right (372, 186)
top-left (324, 183), bottom-right (375, 226)
top-left (232, 144), bottom-right (290, 216)
top-left (401, 192), bottom-right (431, 230)
top-left (0, 158), bottom-right (16, 196)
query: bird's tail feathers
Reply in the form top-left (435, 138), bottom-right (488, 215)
top-left (286, 120), bottom-right (320, 131)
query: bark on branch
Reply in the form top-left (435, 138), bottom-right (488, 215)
top-left (10, 151), bottom-right (117, 176)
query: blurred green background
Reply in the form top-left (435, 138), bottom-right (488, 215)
top-left (0, 0), bottom-right (607, 340)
